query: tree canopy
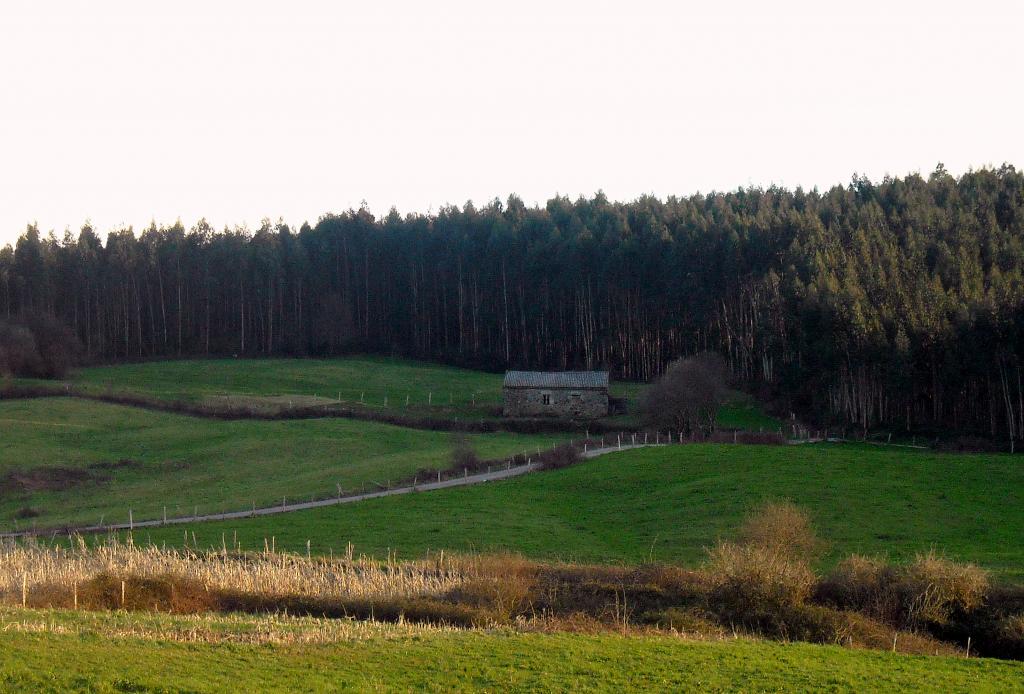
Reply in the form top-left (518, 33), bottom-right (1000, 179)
top-left (2, 165), bottom-right (1023, 437)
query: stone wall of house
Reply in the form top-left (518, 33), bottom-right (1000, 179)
top-left (502, 387), bottom-right (608, 419)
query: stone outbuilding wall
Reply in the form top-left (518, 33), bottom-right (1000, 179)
top-left (502, 371), bottom-right (609, 419)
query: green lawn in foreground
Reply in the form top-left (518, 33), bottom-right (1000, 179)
top-left (0, 609), bottom-right (1020, 692)
top-left (136, 443), bottom-right (1024, 580)
top-left (0, 398), bottom-right (561, 529)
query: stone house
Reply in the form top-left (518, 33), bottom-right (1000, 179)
top-left (502, 371), bottom-right (609, 419)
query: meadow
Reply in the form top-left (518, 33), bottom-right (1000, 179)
top-left (0, 397), bottom-right (560, 529)
top-left (1, 608), bottom-right (1021, 692)
top-left (4, 358), bottom-right (1024, 686)
top-left (132, 443), bottom-right (1024, 580)
top-left (52, 356), bottom-right (777, 429)
top-left (70, 356), bottom-right (509, 417)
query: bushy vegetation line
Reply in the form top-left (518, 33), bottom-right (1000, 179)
top-left (5, 504), bottom-right (1024, 660)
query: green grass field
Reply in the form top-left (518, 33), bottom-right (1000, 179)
top-left (0, 397), bottom-right (560, 529)
top-left (0, 608), bottom-right (1020, 692)
top-left (58, 356), bottom-right (776, 428)
top-left (70, 356), bottom-right (507, 417)
top-left (132, 443), bottom-right (1024, 580)
top-left (65, 356), bottom-right (641, 420)
top-left (717, 391), bottom-right (784, 431)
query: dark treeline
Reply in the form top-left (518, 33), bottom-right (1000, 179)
top-left (2, 164), bottom-right (1024, 437)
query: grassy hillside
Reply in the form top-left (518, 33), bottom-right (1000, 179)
top-left (0, 608), bottom-right (1020, 692)
top-left (65, 356), bottom-right (642, 420)
top-left (59, 356), bottom-right (774, 427)
top-left (70, 356), bottom-right (507, 417)
top-left (0, 398), bottom-right (560, 529)
top-left (135, 443), bottom-right (1024, 579)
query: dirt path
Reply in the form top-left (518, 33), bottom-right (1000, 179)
top-left (0, 444), bottom-right (658, 540)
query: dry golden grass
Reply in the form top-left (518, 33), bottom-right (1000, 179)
top-left (0, 536), bottom-right (1006, 660)
top-left (737, 501), bottom-right (825, 562)
top-left (0, 606), bottom-right (456, 645)
top-left (0, 537), bottom-right (476, 604)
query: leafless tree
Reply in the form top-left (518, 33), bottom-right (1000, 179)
top-left (639, 352), bottom-right (727, 437)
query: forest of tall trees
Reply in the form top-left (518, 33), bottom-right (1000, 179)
top-left (2, 165), bottom-right (1024, 437)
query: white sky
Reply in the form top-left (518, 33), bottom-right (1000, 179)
top-left (0, 0), bottom-right (1021, 245)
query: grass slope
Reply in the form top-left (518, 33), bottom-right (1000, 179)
top-left (136, 443), bottom-right (1024, 579)
top-left (62, 356), bottom-right (768, 426)
top-left (0, 609), bottom-right (1020, 692)
top-left (71, 356), bottom-right (508, 417)
top-left (0, 398), bottom-right (560, 529)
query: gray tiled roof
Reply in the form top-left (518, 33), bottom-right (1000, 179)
top-left (503, 371), bottom-right (609, 390)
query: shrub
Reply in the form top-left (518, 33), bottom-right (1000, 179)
top-left (996, 614), bottom-right (1024, 659)
top-left (705, 542), bottom-right (816, 624)
top-left (0, 316), bottom-right (80, 379)
top-left (902, 551), bottom-right (988, 626)
top-left (0, 322), bottom-right (40, 377)
top-left (446, 576), bottom-right (536, 621)
top-left (818, 555), bottom-right (902, 624)
top-left (538, 444), bottom-right (580, 470)
top-left (819, 552), bottom-right (989, 629)
top-left (449, 435), bottom-right (481, 471)
top-left (737, 501), bottom-right (824, 562)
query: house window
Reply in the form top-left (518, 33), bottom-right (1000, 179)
top-left (542, 392), bottom-right (552, 406)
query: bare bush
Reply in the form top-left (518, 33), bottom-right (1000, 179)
top-left (903, 551), bottom-right (989, 626)
top-left (0, 322), bottom-right (40, 377)
top-left (818, 555), bottom-right (900, 623)
top-left (705, 542), bottom-right (816, 617)
top-left (639, 353), bottom-right (727, 437)
top-left (998, 614), bottom-right (1024, 658)
top-left (0, 316), bottom-right (80, 379)
top-left (819, 551), bottom-right (989, 629)
top-left (737, 502), bottom-right (824, 562)
top-left (538, 444), bottom-right (581, 470)
top-left (449, 435), bottom-right (481, 471)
